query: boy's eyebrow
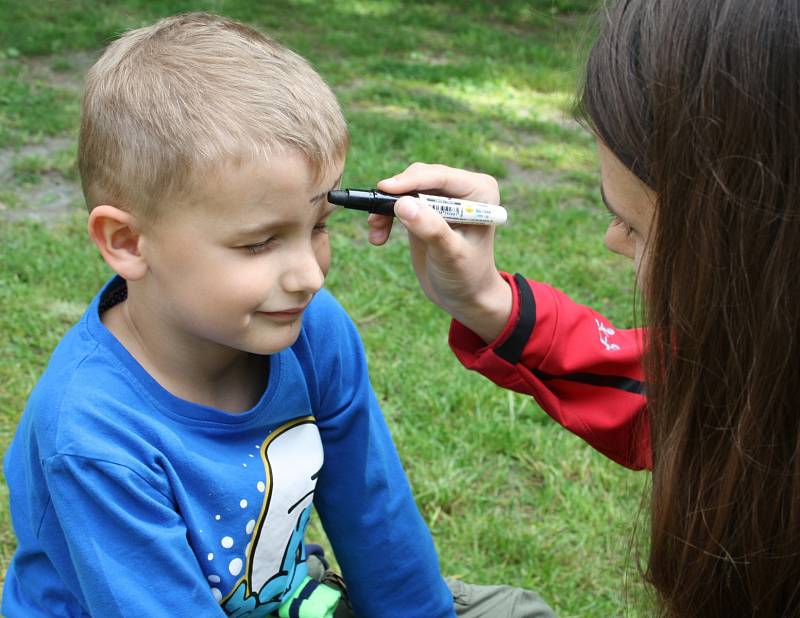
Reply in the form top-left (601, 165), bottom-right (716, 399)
top-left (310, 175), bottom-right (343, 204)
top-left (233, 183), bottom-right (342, 239)
top-left (234, 220), bottom-right (280, 238)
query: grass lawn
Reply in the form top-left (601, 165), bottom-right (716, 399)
top-left (0, 1), bottom-right (653, 615)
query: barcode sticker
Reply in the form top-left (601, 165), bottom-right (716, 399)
top-left (432, 203), bottom-right (462, 217)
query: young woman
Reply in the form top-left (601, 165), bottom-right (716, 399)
top-left (367, 1), bottom-right (800, 615)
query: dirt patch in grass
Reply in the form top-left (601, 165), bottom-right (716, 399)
top-left (19, 49), bottom-right (98, 94)
top-left (0, 50), bottom-right (94, 224)
top-left (0, 136), bottom-right (84, 223)
top-left (503, 160), bottom-right (562, 187)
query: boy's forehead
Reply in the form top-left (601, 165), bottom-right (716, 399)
top-left (172, 154), bottom-right (342, 225)
top-left (196, 154), bottom-right (342, 201)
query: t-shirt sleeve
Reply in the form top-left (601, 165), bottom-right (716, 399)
top-left (42, 453), bottom-right (226, 617)
top-left (449, 272), bottom-right (651, 470)
top-left (305, 292), bottom-right (454, 618)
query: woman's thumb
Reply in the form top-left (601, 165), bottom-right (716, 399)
top-left (394, 196), bottom-right (455, 249)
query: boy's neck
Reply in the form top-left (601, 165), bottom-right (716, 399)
top-left (101, 294), bottom-right (269, 414)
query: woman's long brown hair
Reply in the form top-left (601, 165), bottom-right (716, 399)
top-left (578, 1), bottom-right (800, 615)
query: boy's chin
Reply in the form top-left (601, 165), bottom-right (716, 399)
top-left (242, 327), bottom-right (303, 356)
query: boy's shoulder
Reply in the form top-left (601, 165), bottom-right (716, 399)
top-left (296, 287), bottom-right (376, 364)
top-left (300, 287), bottom-right (358, 341)
top-left (19, 281), bottom-right (160, 460)
top-left (304, 287), bottom-right (343, 317)
top-left (28, 301), bottom-right (112, 413)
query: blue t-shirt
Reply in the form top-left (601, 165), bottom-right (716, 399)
top-left (3, 277), bottom-right (453, 617)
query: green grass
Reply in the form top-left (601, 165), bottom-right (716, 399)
top-left (0, 1), bottom-right (655, 615)
top-left (0, 64), bottom-right (79, 146)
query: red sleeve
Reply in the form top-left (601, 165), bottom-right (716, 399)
top-left (449, 272), bottom-right (651, 470)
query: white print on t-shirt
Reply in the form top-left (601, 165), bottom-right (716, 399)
top-left (220, 417), bottom-right (323, 616)
top-left (595, 318), bottom-right (621, 351)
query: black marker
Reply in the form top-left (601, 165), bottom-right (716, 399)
top-left (327, 188), bottom-right (508, 225)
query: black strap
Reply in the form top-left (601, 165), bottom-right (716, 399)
top-left (97, 276), bottom-right (128, 314)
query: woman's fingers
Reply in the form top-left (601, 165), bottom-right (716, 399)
top-left (378, 162), bottom-right (499, 205)
top-left (394, 196), bottom-right (462, 259)
top-left (367, 213), bottom-right (394, 246)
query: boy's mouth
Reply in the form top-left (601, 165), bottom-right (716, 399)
top-left (257, 306), bottom-right (307, 321)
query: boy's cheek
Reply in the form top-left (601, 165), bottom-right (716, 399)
top-left (316, 238), bottom-right (332, 279)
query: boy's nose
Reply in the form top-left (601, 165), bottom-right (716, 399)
top-left (282, 248), bottom-right (325, 294)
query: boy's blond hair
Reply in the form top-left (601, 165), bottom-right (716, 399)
top-left (78, 12), bottom-right (348, 219)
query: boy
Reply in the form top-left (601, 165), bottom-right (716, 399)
top-left (3, 12), bottom-right (555, 618)
top-left (2, 13), bottom-right (453, 617)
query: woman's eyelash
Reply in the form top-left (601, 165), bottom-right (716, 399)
top-left (609, 213), bottom-right (634, 236)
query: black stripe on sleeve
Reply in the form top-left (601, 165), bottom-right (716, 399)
top-left (494, 273), bottom-right (536, 365)
top-left (534, 369), bottom-right (646, 395)
top-left (492, 274), bottom-right (645, 396)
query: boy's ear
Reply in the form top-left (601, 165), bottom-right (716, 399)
top-left (87, 205), bottom-right (148, 281)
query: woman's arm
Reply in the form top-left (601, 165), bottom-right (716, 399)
top-left (368, 163), bottom-right (650, 470)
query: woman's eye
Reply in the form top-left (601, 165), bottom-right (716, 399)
top-left (610, 213), bottom-right (634, 237)
top-left (313, 222), bottom-right (328, 233)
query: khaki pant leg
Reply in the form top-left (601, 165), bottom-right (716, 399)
top-left (447, 577), bottom-right (557, 618)
top-left (308, 555), bottom-right (556, 617)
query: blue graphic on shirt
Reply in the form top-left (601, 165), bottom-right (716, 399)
top-left (220, 418), bottom-right (322, 617)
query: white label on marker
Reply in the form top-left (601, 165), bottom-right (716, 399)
top-left (418, 193), bottom-right (507, 225)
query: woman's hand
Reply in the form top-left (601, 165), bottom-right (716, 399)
top-left (367, 162), bottom-right (512, 343)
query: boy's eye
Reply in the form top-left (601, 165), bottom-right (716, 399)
top-left (313, 221), bottom-right (328, 233)
top-left (244, 238), bottom-right (276, 255)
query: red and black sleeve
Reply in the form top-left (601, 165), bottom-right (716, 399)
top-left (449, 272), bottom-right (651, 470)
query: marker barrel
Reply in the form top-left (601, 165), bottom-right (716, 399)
top-left (327, 189), bottom-right (507, 226)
